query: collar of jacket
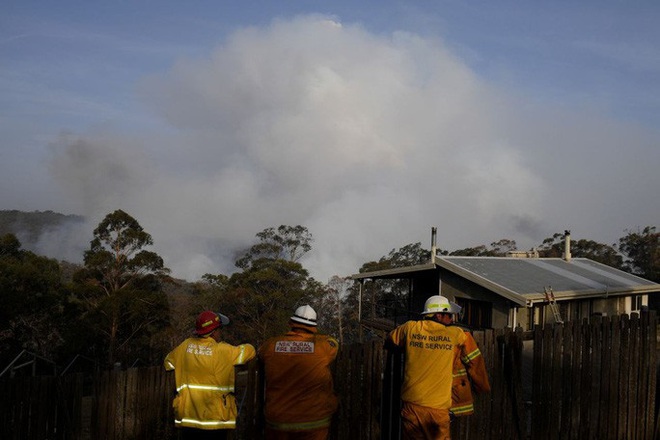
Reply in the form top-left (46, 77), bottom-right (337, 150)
top-left (288, 322), bottom-right (318, 334)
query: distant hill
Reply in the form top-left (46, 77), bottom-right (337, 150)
top-left (0, 209), bottom-right (85, 246)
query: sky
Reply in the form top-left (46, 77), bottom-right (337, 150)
top-left (1, 1), bottom-right (659, 283)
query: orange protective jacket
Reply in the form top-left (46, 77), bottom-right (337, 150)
top-left (258, 323), bottom-right (339, 431)
top-left (449, 327), bottom-right (491, 417)
top-left (164, 336), bottom-right (256, 430)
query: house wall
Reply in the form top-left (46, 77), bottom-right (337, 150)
top-left (511, 305), bottom-right (560, 330)
top-left (491, 302), bottom-right (510, 329)
top-left (437, 269), bottom-right (511, 329)
top-left (590, 295), bottom-right (647, 316)
top-left (516, 306), bottom-right (532, 330)
top-left (523, 295), bottom-right (648, 330)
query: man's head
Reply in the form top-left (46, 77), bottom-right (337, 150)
top-left (421, 295), bottom-right (461, 324)
top-left (290, 305), bottom-right (317, 326)
top-left (194, 310), bottom-right (230, 337)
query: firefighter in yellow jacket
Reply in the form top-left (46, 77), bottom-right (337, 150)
top-left (164, 310), bottom-right (256, 440)
top-left (259, 305), bottom-right (339, 440)
top-left (386, 295), bottom-right (470, 440)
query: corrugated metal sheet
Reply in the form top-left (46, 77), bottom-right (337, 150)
top-left (438, 257), bottom-right (660, 303)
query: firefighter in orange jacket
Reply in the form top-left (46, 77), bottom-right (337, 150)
top-left (258, 305), bottom-right (339, 440)
top-left (386, 295), bottom-right (468, 440)
top-left (164, 310), bottom-right (256, 440)
top-left (449, 325), bottom-right (491, 418)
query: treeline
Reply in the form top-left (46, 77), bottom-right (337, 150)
top-left (0, 210), bottom-right (84, 244)
top-left (0, 209), bottom-right (657, 375)
top-left (0, 212), bottom-right (361, 373)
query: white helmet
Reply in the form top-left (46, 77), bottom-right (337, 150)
top-left (422, 295), bottom-right (462, 315)
top-left (290, 305), bottom-right (317, 326)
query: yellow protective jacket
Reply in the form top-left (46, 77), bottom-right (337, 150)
top-left (387, 319), bottom-right (467, 409)
top-left (258, 324), bottom-right (339, 431)
top-left (164, 336), bottom-right (256, 430)
top-left (450, 327), bottom-right (491, 417)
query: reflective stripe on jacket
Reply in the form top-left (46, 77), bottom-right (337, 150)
top-left (258, 323), bottom-right (339, 430)
top-left (450, 329), bottom-right (491, 417)
top-left (164, 336), bottom-right (256, 430)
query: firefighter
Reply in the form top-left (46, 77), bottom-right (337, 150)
top-left (164, 310), bottom-right (256, 440)
top-left (258, 305), bottom-right (339, 440)
top-left (386, 295), bottom-right (470, 440)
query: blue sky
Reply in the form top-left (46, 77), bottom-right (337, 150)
top-left (2, 1), bottom-right (659, 281)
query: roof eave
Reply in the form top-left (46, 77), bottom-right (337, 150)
top-left (525, 284), bottom-right (660, 303)
top-left (350, 262), bottom-right (436, 280)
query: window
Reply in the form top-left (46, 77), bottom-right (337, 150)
top-left (455, 298), bottom-right (492, 329)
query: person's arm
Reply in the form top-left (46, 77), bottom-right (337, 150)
top-left (164, 346), bottom-right (177, 371)
top-left (234, 343), bottom-right (257, 365)
top-left (325, 335), bottom-right (339, 360)
top-left (462, 333), bottom-right (490, 394)
top-left (384, 325), bottom-right (405, 352)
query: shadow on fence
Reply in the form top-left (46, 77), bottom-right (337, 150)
top-left (1, 312), bottom-right (657, 439)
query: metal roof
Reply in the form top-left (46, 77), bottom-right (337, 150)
top-left (352, 257), bottom-right (660, 307)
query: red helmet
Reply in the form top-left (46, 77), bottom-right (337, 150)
top-left (194, 311), bottom-right (229, 335)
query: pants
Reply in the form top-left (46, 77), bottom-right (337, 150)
top-left (178, 427), bottom-right (228, 440)
top-left (401, 401), bottom-right (451, 440)
top-left (265, 426), bottom-right (330, 440)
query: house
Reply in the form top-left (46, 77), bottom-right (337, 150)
top-left (351, 230), bottom-right (660, 330)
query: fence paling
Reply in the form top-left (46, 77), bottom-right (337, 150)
top-left (507, 329), bottom-right (526, 440)
top-left (588, 317), bottom-right (602, 440)
top-left (645, 313), bottom-right (657, 440)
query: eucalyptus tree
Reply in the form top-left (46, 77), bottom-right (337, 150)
top-left (73, 210), bottom-right (170, 366)
top-left (618, 226), bottom-right (659, 282)
top-left (0, 233), bottom-right (65, 364)
top-left (357, 242), bottom-right (433, 322)
top-left (212, 225), bottom-right (323, 345)
top-left (317, 276), bottom-right (355, 345)
top-left (450, 239), bottom-right (518, 256)
top-left (235, 225), bottom-right (313, 269)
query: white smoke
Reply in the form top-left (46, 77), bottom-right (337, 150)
top-left (40, 15), bottom-right (659, 282)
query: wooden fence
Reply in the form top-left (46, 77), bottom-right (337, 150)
top-left (530, 313), bottom-right (657, 440)
top-left (92, 366), bottom-right (176, 439)
top-left (0, 373), bottom-right (83, 440)
top-left (1, 312), bottom-right (658, 439)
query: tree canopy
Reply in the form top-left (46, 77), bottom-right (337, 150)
top-left (450, 239), bottom-right (518, 256)
top-left (0, 234), bottom-right (66, 365)
top-left (618, 226), bottom-right (659, 282)
top-left (537, 232), bottom-right (623, 268)
top-left (204, 225), bottom-right (323, 345)
top-left (235, 225), bottom-right (313, 270)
